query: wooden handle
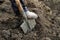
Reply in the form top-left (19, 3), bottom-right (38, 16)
top-left (15, 0), bottom-right (24, 12)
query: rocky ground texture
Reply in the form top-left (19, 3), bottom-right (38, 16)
top-left (0, 0), bottom-right (60, 40)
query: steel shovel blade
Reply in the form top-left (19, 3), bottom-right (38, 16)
top-left (20, 19), bottom-right (36, 33)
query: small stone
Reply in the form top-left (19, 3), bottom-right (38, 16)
top-left (2, 30), bottom-right (10, 38)
top-left (11, 33), bottom-right (18, 39)
top-left (18, 33), bottom-right (23, 38)
top-left (58, 34), bottom-right (60, 37)
top-left (41, 37), bottom-right (51, 40)
top-left (0, 38), bottom-right (5, 40)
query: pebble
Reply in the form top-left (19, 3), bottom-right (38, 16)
top-left (41, 37), bottom-right (51, 40)
top-left (11, 33), bottom-right (18, 39)
top-left (2, 30), bottom-right (10, 38)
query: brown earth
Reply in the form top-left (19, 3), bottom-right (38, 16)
top-left (0, 0), bottom-right (60, 40)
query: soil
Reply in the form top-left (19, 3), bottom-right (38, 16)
top-left (0, 0), bottom-right (60, 40)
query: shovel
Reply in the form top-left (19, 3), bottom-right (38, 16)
top-left (15, 0), bottom-right (36, 33)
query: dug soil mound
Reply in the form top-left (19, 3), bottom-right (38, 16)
top-left (0, 0), bottom-right (60, 40)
